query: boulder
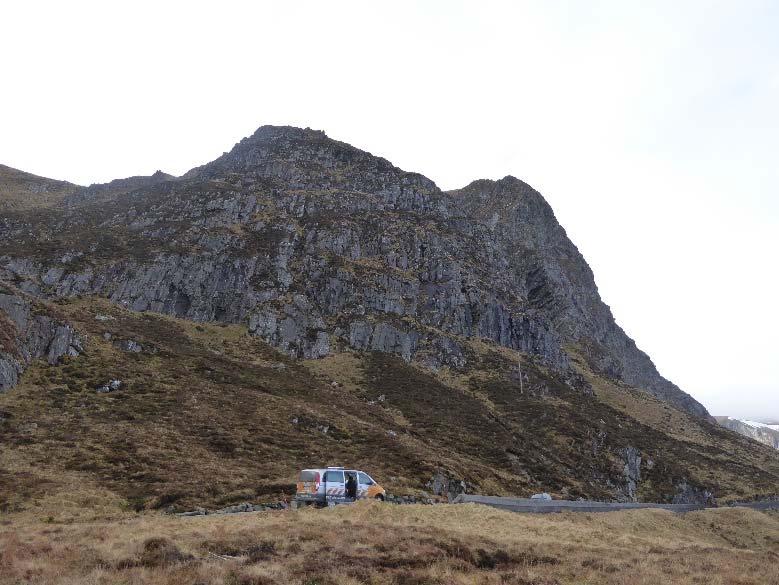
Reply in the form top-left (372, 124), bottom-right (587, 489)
top-left (427, 471), bottom-right (467, 501)
top-left (96, 379), bottom-right (122, 393)
top-left (119, 340), bottom-right (142, 353)
top-left (673, 481), bottom-right (715, 507)
top-left (530, 493), bottom-right (552, 501)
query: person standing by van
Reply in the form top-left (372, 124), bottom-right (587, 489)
top-left (345, 473), bottom-right (358, 501)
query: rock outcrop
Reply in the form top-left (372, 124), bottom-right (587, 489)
top-left (0, 289), bottom-right (82, 392)
top-left (427, 471), bottom-right (468, 501)
top-left (0, 125), bottom-right (707, 417)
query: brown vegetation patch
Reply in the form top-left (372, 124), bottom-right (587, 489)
top-left (116, 536), bottom-right (194, 568)
top-left (1, 503), bottom-right (778, 585)
top-left (0, 312), bottom-right (18, 355)
top-left (1, 294), bottom-right (778, 519)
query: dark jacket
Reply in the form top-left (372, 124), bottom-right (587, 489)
top-left (345, 475), bottom-right (358, 499)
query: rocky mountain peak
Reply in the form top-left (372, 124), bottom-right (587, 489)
top-left (0, 125), bottom-right (710, 420)
top-left (249, 124), bottom-right (329, 142)
top-left (184, 125), bottom-right (439, 207)
top-left (447, 175), bottom-right (557, 232)
top-left (150, 170), bottom-right (173, 180)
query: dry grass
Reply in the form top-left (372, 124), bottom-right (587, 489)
top-left (0, 296), bottom-right (485, 515)
top-left (570, 349), bottom-right (714, 446)
top-left (0, 164), bottom-right (79, 210)
top-left (1, 501), bottom-right (778, 585)
top-left (569, 349), bottom-right (779, 502)
top-left (2, 294), bottom-right (779, 518)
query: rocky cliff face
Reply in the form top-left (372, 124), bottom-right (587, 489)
top-left (0, 287), bottom-right (82, 392)
top-left (0, 125), bottom-right (707, 416)
top-left (716, 417), bottom-right (779, 450)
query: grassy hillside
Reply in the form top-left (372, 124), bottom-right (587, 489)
top-left (1, 294), bottom-right (777, 518)
top-left (0, 164), bottom-right (79, 211)
top-left (2, 501), bottom-right (778, 585)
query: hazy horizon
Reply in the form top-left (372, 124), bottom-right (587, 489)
top-left (2, 1), bottom-right (777, 420)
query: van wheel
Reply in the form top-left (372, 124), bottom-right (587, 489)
top-left (375, 494), bottom-right (385, 501)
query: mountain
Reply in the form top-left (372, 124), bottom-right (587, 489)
top-left (1, 125), bottom-right (778, 513)
top-left (716, 417), bottom-right (779, 450)
top-left (0, 127), bottom-right (708, 415)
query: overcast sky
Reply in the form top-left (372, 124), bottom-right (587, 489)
top-left (2, 1), bottom-right (777, 420)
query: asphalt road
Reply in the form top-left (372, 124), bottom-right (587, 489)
top-left (452, 495), bottom-right (779, 514)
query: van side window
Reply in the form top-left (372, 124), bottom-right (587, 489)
top-left (358, 472), bottom-right (373, 485)
top-left (324, 470), bottom-right (344, 483)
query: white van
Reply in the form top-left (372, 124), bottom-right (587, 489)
top-left (295, 467), bottom-right (386, 506)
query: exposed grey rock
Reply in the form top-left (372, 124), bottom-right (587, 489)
top-left (673, 480), bottom-right (715, 506)
top-left (0, 125), bottom-right (709, 418)
top-left (96, 379), bottom-right (122, 393)
top-left (0, 291), bottom-right (82, 393)
top-left (0, 359), bottom-right (20, 393)
top-left (383, 493), bottom-right (436, 505)
top-left (427, 471), bottom-right (467, 501)
top-left (47, 325), bottom-right (82, 364)
top-left (176, 507), bottom-right (207, 517)
top-left (248, 296), bottom-right (330, 359)
top-left (348, 321), bottom-right (419, 362)
top-left (433, 337), bottom-right (466, 369)
top-left (621, 446), bottom-right (642, 501)
top-left (118, 340), bottom-right (142, 353)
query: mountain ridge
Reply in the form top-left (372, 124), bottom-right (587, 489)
top-left (0, 125), bottom-right (707, 417)
top-left (4, 124), bottom-right (777, 512)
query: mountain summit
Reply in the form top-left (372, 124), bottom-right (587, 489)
top-left (2, 125), bottom-right (705, 416)
top-left (1, 125), bottom-right (777, 509)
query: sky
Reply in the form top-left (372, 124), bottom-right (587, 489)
top-left (2, 0), bottom-right (777, 420)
